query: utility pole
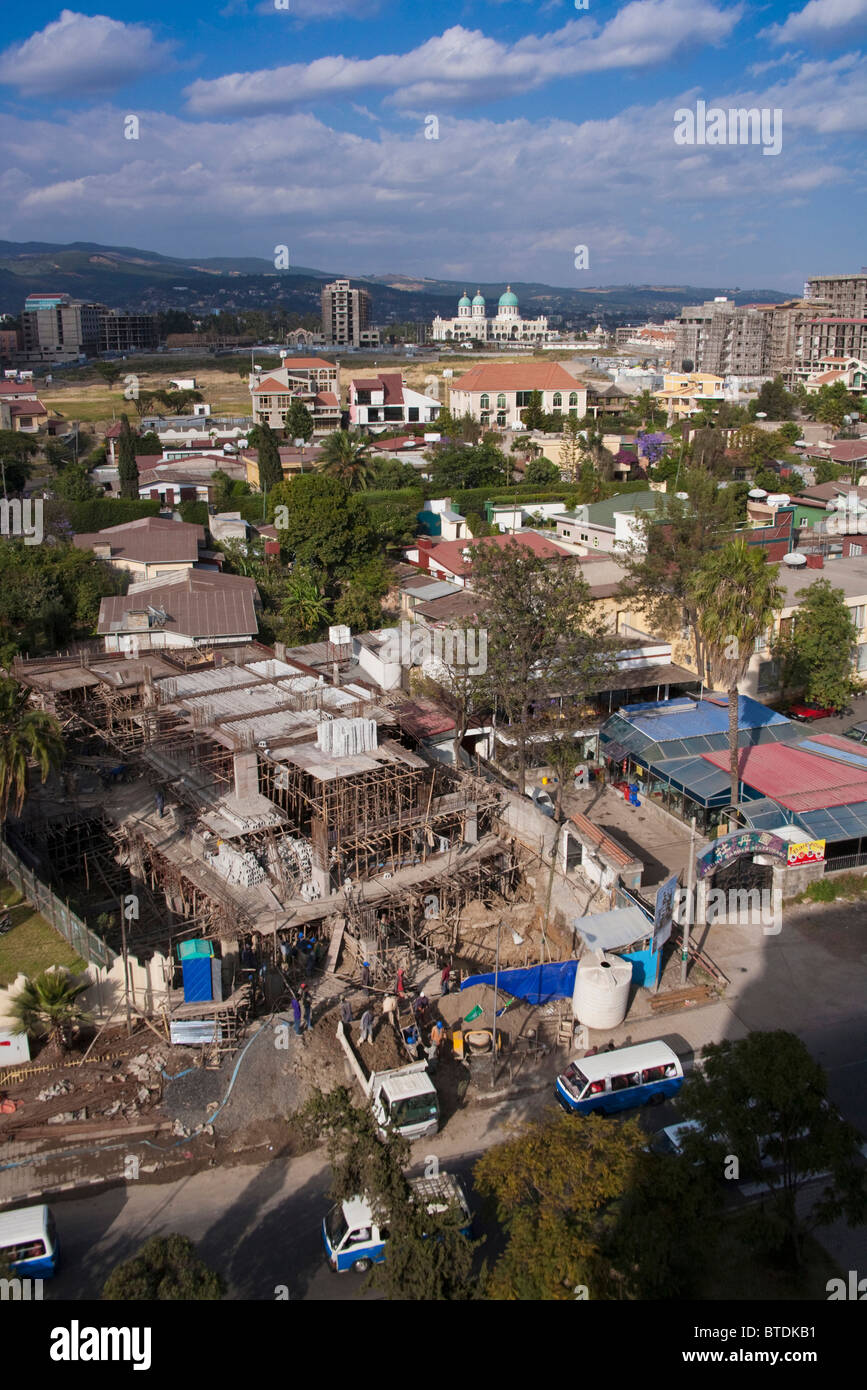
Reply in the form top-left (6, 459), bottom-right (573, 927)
top-left (681, 817), bottom-right (696, 987)
top-left (119, 898), bottom-right (132, 1037)
top-left (491, 918), bottom-right (501, 1083)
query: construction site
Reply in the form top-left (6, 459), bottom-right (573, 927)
top-left (3, 644), bottom-right (547, 1050)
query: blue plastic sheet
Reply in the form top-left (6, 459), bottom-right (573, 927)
top-left (460, 961), bottom-right (579, 1005)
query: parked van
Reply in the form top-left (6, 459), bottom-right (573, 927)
top-left (322, 1173), bottom-right (472, 1273)
top-left (0, 1204), bottom-right (59, 1278)
top-left (556, 1040), bottom-right (683, 1115)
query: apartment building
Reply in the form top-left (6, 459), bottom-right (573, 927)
top-left (249, 359), bottom-right (341, 433)
top-left (654, 372), bottom-right (727, 420)
top-left (805, 273), bottom-right (867, 320)
top-left (448, 363), bottom-right (587, 428)
top-left (19, 293), bottom-right (159, 362)
top-left (320, 278), bottom-right (378, 347)
top-left (348, 373), bottom-right (440, 429)
top-left (673, 297), bottom-right (770, 376)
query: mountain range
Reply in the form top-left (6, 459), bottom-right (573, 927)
top-left (0, 241), bottom-right (797, 323)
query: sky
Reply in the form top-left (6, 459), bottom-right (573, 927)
top-left (0, 0), bottom-right (865, 291)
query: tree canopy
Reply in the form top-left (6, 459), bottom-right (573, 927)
top-left (102, 1235), bottom-right (224, 1300)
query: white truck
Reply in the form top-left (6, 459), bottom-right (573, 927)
top-left (337, 1022), bottom-right (439, 1140)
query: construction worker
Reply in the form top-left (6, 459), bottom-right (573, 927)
top-left (361, 960), bottom-right (370, 988)
top-left (360, 1007), bottom-right (374, 1044)
top-left (301, 986), bottom-right (312, 1031)
top-left (440, 961), bottom-right (451, 996)
top-left (340, 996), bottom-right (353, 1027)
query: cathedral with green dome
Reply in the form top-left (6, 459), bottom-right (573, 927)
top-left (432, 285), bottom-right (556, 345)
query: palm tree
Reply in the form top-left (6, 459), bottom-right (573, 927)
top-left (319, 431), bottom-right (375, 491)
top-left (280, 567), bottom-right (331, 639)
top-left (690, 539), bottom-right (783, 820)
top-left (9, 969), bottom-right (91, 1053)
top-left (0, 677), bottom-right (65, 820)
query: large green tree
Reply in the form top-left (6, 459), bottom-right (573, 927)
top-left (269, 474), bottom-right (374, 574)
top-left (468, 539), bottom-right (615, 793)
top-left (116, 417), bottom-right (139, 500)
top-left (0, 676), bottom-right (65, 818)
top-left (283, 398), bottom-right (315, 443)
top-left (0, 541), bottom-right (127, 656)
top-left (689, 538), bottom-right (783, 812)
top-left (102, 1235), bottom-right (224, 1300)
top-left (773, 577), bottom-right (857, 710)
top-left (474, 1110), bottom-right (645, 1300)
top-left (619, 469), bottom-right (745, 682)
top-left (0, 430), bottom-right (39, 494)
top-left (678, 1031), bottom-right (867, 1268)
top-left (750, 375), bottom-right (795, 421)
top-left (256, 421), bottom-right (284, 492)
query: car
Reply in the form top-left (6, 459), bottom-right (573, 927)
top-left (785, 702), bottom-right (839, 721)
top-left (841, 720), bottom-right (867, 745)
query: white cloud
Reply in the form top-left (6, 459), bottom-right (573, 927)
top-left (763, 0), bottom-right (867, 45)
top-left (0, 54), bottom-right (861, 289)
top-left (184, 0), bottom-right (742, 115)
top-left (0, 11), bottom-right (173, 97)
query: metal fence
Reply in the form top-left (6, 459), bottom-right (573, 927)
top-left (823, 853), bottom-right (867, 874)
top-left (0, 840), bottom-right (116, 971)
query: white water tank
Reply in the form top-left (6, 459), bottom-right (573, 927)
top-left (782, 552), bottom-right (807, 567)
top-left (572, 951), bottom-right (632, 1028)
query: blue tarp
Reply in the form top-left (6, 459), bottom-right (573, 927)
top-left (460, 961), bottom-right (578, 1005)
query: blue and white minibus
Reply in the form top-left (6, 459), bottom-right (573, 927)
top-left (556, 1039), bottom-right (683, 1116)
top-left (0, 1204), bottom-right (59, 1279)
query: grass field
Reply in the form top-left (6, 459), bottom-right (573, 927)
top-left (0, 879), bottom-right (87, 986)
top-left (40, 347), bottom-right (608, 433)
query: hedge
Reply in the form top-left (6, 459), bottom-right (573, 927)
top-left (45, 497), bottom-right (161, 534)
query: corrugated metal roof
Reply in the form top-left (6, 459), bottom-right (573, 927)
top-left (570, 812), bottom-right (641, 868)
top-left (701, 744), bottom-right (867, 811)
top-left (798, 734), bottom-right (867, 769)
top-left (625, 693), bottom-right (788, 743)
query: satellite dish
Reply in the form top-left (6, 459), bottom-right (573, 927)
top-left (749, 488), bottom-right (768, 499)
top-left (146, 605), bottom-right (168, 628)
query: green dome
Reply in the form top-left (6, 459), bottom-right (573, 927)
top-left (472, 290), bottom-right (486, 306)
top-left (498, 286), bottom-right (519, 307)
top-left (458, 292), bottom-right (471, 308)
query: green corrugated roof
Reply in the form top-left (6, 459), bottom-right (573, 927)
top-left (559, 491), bottom-right (662, 529)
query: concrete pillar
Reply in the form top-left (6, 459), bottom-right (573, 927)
top-left (463, 803), bottom-right (478, 844)
top-left (233, 751), bottom-right (259, 802)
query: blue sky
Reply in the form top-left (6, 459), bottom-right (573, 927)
top-left (0, 1), bottom-right (865, 290)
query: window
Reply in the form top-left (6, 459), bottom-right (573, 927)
top-left (569, 392), bottom-right (578, 407)
top-left (408, 407), bottom-right (419, 422)
top-left (480, 412), bottom-right (490, 425)
top-left (753, 628), bottom-right (771, 653)
top-left (757, 659), bottom-right (779, 693)
top-left (610, 1073), bottom-right (633, 1091)
top-left (496, 412), bottom-right (506, 427)
top-left (580, 532), bottom-right (588, 541)
top-left (850, 544), bottom-right (863, 558)
top-left (854, 606), bottom-right (866, 630)
top-left (569, 408), bottom-right (578, 418)
top-left (496, 393), bottom-right (506, 409)
top-left (480, 393), bottom-right (489, 410)
top-left (858, 644), bottom-right (867, 672)
top-left (552, 392), bottom-right (562, 408)
top-left (515, 391), bottom-right (533, 407)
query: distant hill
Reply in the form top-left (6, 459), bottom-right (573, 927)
top-left (0, 239), bottom-right (797, 321)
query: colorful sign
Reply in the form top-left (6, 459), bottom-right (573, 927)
top-left (695, 830), bottom-right (789, 880)
top-left (786, 839), bottom-right (825, 867)
top-left (652, 871), bottom-right (680, 952)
